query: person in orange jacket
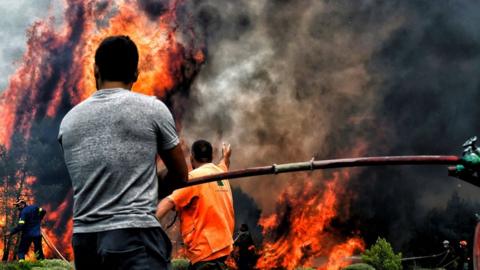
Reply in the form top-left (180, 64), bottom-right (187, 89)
top-left (157, 140), bottom-right (234, 270)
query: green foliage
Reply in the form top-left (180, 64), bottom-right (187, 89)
top-left (361, 238), bottom-right (402, 270)
top-left (172, 259), bottom-right (190, 270)
top-left (343, 263), bottom-right (376, 270)
top-left (0, 260), bottom-right (72, 270)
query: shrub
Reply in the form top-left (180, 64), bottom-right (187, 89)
top-left (343, 263), bottom-right (375, 270)
top-left (0, 260), bottom-right (72, 270)
top-left (361, 238), bottom-right (401, 270)
top-left (172, 258), bottom-right (190, 270)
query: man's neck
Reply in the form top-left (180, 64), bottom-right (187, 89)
top-left (98, 81), bottom-right (132, 90)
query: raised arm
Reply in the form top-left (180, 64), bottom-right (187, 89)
top-left (218, 143), bottom-right (232, 170)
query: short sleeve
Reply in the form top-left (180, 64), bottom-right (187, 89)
top-left (168, 186), bottom-right (198, 210)
top-left (57, 126), bottom-right (63, 143)
top-left (58, 117), bottom-right (66, 144)
top-left (151, 99), bottom-right (179, 151)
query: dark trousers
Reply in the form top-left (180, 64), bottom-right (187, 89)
top-left (17, 235), bottom-right (44, 260)
top-left (190, 256), bottom-right (229, 270)
top-left (72, 227), bottom-right (172, 270)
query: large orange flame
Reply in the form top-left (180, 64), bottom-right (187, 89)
top-left (0, 0), bottom-right (203, 260)
top-left (256, 172), bottom-right (364, 270)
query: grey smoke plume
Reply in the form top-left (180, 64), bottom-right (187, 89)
top-left (180, 0), bottom-right (400, 212)
top-left (0, 0), bottom-right (63, 92)
top-left (176, 0), bottom-right (480, 254)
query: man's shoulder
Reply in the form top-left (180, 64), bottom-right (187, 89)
top-left (21, 205), bottom-right (36, 214)
top-left (124, 91), bottom-right (170, 115)
top-left (189, 164), bottom-right (225, 178)
top-left (61, 96), bottom-right (94, 123)
top-left (124, 90), bottom-right (155, 101)
top-left (125, 91), bottom-right (161, 105)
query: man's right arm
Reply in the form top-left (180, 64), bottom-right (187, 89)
top-left (153, 100), bottom-right (188, 194)
top-left (158, 144), bottom-right (188, 190)
top-left (9, 210), bottom-right (26, 236)
top-left (218, 143), bottom-right (232, 170)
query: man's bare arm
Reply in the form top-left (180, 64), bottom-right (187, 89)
top-left (158, 144), bottom-right (188, 191)
top-left (156, 197), bottom-right (176, 219)
top-left (218, 143), bottom-right (232, 170)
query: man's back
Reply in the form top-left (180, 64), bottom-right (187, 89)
top-left (16, 205), bottom-right (45, 237)
top-left (169, 163), bottom-right (235, 263)
top-left (59, 88), bottom-right (179, 233)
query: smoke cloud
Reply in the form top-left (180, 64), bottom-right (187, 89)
top-left (176, 0), bottom-right (480, 254)
top-left (0, 0), bottom-right (64, 92)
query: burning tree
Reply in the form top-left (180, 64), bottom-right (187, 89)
top-left (0, 140), bottom-right (35, 261)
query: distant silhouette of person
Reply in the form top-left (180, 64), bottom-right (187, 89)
top-left (234, 224), bottom-right (257, 270)
top-left (8, 199), bottom-right (46, 260)
top-left (457, 240), bottom-right (469, 270)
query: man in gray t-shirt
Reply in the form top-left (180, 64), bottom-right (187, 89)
top-left (58, 35), bottom-right (188, 270)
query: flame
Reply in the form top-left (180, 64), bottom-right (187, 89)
top-left (42, 193), bottom-right (74, 259)
top-left (323, 238), bottom-right (364, 270)
top-left (256, 172), bottom-right (365, 270)
top-left (0, 0), bottom-right (203, 260)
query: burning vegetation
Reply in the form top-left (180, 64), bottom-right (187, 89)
top-left (256, 173), bottom-right (364, 269)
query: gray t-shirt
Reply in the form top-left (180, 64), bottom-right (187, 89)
top-left (58, 88), bottom-right (179, 233)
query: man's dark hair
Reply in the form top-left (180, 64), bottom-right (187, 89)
top-left (95, 35), bottom-right (139, 84)
top-left (192, 140), bottom-right (213, 163)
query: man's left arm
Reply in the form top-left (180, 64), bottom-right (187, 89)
top-left (156, 185), bottom-right (197, 219)
top-left (156, 197), bottom-right (176, 220)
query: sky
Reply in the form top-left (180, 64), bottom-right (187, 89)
top-left (0, 0), bottom-right (61, 91)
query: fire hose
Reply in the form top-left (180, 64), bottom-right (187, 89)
top-left (185, 137), bottom-right (480, 187)
top-left (187, 155), bottom-right (463, 185)
top-left (41, 230), bottom-right (70, 264)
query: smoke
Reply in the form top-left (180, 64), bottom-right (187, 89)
top-left (342, 0), bottom-right (480, 253)
top-left (138, 0), bottom-right (168, 21)
top-left (180, 0), bottom-right (399, 212)
top-left (0, 0), bottom-right (62, 92)
top-left (178, 0), bottom-right (480, 256)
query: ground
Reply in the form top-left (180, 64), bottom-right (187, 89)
top-left (0, 260), bottom-right (72, 270)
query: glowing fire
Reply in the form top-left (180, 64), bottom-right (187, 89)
top-left (256, 172), bottom-right (364, 270)
top-left (0, 0), bottom-right (203, 260)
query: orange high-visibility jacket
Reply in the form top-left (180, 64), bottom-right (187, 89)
top-left (168, 163), bottom-right (235, 264)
